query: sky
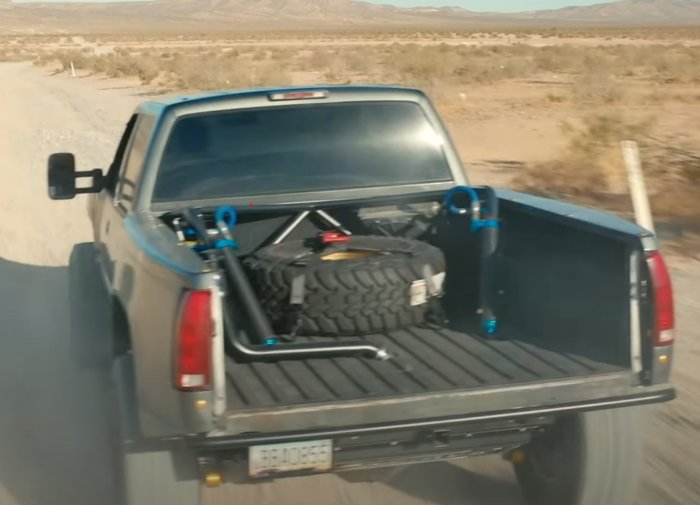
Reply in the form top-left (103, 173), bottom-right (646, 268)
top-left (11, 0), bottom-right (619, 13)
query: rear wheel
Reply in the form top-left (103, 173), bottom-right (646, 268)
top-left (514, 407), bottom-right (648, 505)
top-left (70, 243), bottom-right (201, 505)
top-left (110, 356), bottom-right (202, 505)
top-left (68, 242), bottom-right (113, 369)
top-left (117, 443), bottom-right (202, 505)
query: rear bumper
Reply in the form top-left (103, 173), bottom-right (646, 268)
top-left (189, 382), bottom-right (675, 451)
top-left (220, 371), bottom-right (673, 436)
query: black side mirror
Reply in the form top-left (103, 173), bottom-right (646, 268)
top-left (48, 153), bottom-right (104, 200)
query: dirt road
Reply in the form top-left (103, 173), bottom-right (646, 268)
top-left (0, 61), bottom-right (697, 505)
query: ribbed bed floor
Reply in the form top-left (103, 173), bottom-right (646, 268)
top-left (224, 326), bottom-right (625, 410)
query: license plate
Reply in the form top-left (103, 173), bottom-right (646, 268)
top-left (248, 439), bottom-right (333, 478)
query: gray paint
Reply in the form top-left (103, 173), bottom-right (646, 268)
top-left (95, 86), bottom-right (470, 438)
top-left (221, 372), bottom-right (670, 435)
top-left (495, 189), bottom-right (659, 246)
top-left (89, 85), bottom-right (674, 440)
top-left (651, 345), bottom-right (674, 385)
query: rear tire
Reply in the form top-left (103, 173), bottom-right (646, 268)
top-left (514, 407), bottom-right (648, 505)
top-left (111, 356), bottom-right (202, 505)
top-left (68, 242), bottom-right (113, 370)
top-left (118, 445), bottom-right (201, 505)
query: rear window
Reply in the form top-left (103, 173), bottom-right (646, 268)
top-left (152, 101), bottom-right (453, 202)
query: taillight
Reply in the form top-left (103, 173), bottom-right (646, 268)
top-left (646, 251), bottom-right (675, 347)
top-left (175, 290), bottom-right (213, 391)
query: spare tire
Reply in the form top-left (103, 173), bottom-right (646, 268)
top-left (243, 235), bottom-right (446, 336)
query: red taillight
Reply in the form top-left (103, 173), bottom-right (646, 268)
top-left (175, 290), bottom-right (213, 391)
top-left (646, 251), bottom-right (675, 347)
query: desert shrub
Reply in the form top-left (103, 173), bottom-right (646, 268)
top-left (171, 56), bottom-right (290, 91)
top-left (513, 113), bottom-right (655, 196)
top-left (573, 73), bottom-right (624, 104)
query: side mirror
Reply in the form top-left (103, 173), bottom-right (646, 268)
top-left (48, 153), bottom-right (104, 200)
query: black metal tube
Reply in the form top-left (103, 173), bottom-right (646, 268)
top-left (476, 186), bottom-right (499, 336)
top-left (218, 247), bottom-right (277, 345)
top-left (219, 247), bottom-right (389, 361)
top-left (181, 206), bottom-right (272, 345)
top-left (222, 305), bottom-right (389, 363)
top-left (181, 206), bottom-right (390, 361)
top-left (479, 186), bottom-right (499, 223)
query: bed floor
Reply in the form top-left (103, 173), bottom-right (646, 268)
top-left (224, 325), bottom-right (626, 411)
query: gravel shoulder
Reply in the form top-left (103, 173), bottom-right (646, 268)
top-left (0, 61), bottom-right (697, 505)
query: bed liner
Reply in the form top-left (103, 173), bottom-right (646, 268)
top-left (224, 325), bottom-right (625, 411)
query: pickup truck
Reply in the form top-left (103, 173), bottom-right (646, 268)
top-left (47, 85), bottom-right (676, 505)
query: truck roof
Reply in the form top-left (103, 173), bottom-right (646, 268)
top-left (137, 85), bottom-right (426, 116)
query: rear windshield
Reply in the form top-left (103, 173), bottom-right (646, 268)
top-left (152, 101), bottom-right (453, 202)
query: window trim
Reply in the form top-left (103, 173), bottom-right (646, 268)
top-left (115, 113), bottom-right (155, 213)
top-left (152, 100), bottom-right (454, 203)
top-left (105, 114), bottom-right (138, 198)
top-left (114, 115), bottom-right (143, 211)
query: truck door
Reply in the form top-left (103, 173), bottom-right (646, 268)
top-left (93, 114), bottom-right (137, 289)
top-left (95, 113), bottom-right (155, 296)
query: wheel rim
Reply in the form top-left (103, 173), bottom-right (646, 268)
top-left (320, 250), bottom-right (380, 261)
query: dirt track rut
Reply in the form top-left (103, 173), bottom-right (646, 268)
top-left (0, 61), bottom-right (697, 505)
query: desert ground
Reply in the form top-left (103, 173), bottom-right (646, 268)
top-left (0, 27), bottom-right (699, 505)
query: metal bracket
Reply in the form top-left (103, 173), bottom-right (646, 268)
top-left (283, 273), bottom-right (307, 341)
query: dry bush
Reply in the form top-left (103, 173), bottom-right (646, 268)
top-left (513, 113), bottom-right (656, 197)
top-left (643, 142), bottom-right (700, 223)
top-left (339, 47), bottom-right (374, 74)
top-left (513, 113), bottom-right (700, 223)
top-left (105, 55), bottom-right (161, 84)
top-left (379, 43), bottom-right (672, 91)
top-left (0, 46), bottom-right (32, 63)
top-left (251, 48), bottom-right (268, 61)
top-left (268, 47), bottom-right (293, 61)
top-left (573, 73), bottom-right (624, 104)
top-left (168, 56), bottom-right (290, 91)
top-left (29, 35), bottom-right (700, 111)
top-left (389, 45), bottom-right (457, 84)
top-left (385, 44), bottom-right (533, 87)
top-left (305, 48), bottom-right (335, 70)
top-left (52, 51), bottom-right (161, 84)
top-left (52, 50), bottom-right (92, 72)
top-left (547, 93), bottom-right (568, 103)
top-left (69, 26), bottom-right (700, 44)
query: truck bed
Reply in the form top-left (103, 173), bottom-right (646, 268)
top-left (224, 326), bottom-right (625, 411)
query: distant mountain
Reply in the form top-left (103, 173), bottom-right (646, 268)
top-left (1, 0), bottom-right (700, 32)
top-left (0, 0), bottom-right (483, 28)
top-left (127, 0), bottom-right (479, 23)
top-left (510, 0), bottom-right (700, 22)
